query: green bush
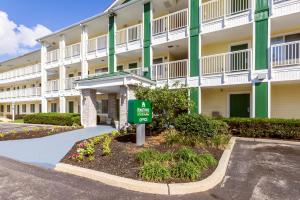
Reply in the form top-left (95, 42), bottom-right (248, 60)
top-left (222, 118), bottom-right (300, 139)
top-left (24, 113), bottom-right (81, 126)
top-left (171, 161), bottom-right (200, 181)
top-left (7, 114), bottom-right (26, 120)
top-left (174, 114), bottom-right (229, 139)
top-left (139, 162), bottom-right (171, 182)
top-left (137, 149), bottom-right (173, 164)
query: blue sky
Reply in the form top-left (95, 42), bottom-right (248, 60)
top-left (0, 0), bottom-right (114, 62)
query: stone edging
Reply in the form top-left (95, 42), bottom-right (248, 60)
top-left (236, 137), bottom-right (300, 146)
top-left (55, 137), bottom-right (236, 195)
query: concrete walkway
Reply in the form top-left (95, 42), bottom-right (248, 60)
top-left (0, 126), bottom-right (115, 168)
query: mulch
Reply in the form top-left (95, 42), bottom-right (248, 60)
top-left (62, 133), bottom-right (224, 183)
top-left (0, 126), bottom-right (80, 141)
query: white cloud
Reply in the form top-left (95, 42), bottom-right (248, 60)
top-left (0, 11), bottom-right (52, 57)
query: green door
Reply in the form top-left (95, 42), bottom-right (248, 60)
top-left (68, 101), bottom-right (74, 113)
top-left (230, 94), bottom-right (250, 118)
top-left (230, 43), bottom-right (248, 72)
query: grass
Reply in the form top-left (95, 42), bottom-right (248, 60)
top-left (11, 119), bottom-right (24, 124)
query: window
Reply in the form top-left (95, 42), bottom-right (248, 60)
top-left (117, 65), bottom-right (124, 71)
top-left (22, 104), bottom-right (26, 113)
top-left (128, 63), bottom-right (138, 69)
top-left (0, 105), bottom-right (4, 113)
top-left (96, 100), bottom-right (108, 114)
top-left (7, 105), bottom-right (10, 113)
top-left (68, 74), bottom-right (74, 78)
top-left (51, 103), bottom-right (57, 112)
top-left (78, 72), bottom-right (82, 77)
top-left (153, 58), bottom-right (163, 64)
top-left (68, 101), bottom-right (74, 113)
top-left (95, 68), bottom-right (108, 74)
top-left (39, 104), bottom-right (42, 113)
top-left (30, 104), bottom-right (35, 113)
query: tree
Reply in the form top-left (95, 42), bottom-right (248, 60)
top-left (135, 83), bottom-right (193, 129)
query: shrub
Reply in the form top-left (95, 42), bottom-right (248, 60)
top-left (137, 149), bottom-right (173, 164)
top-left (208, 134), bottom-right (231, 149)
top-left (0, 133), bottom-right (4, 138)
top-left (163, 128), bottom-right (206, 147)
top-left (6, 114), bottom-right (26, 120)
top-left (174, 114), bottom-right (228, 139)
top-left (24, 113), bottom-right (81, 126)
top-left (102, 135), bottom-right (112, 156)
top-left (222, 118), bottom-right (300, 139)
top-left (171, 161), bottom-right (200, 181)
top-left (139, 162), bottom-right (171, 182)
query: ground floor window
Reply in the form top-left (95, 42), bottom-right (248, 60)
top-left (96, 100), bottom-right (108, 114)
top-left (7, 105), bottom-right (10, 113)
top-left (0, 105), bottom-right (4, 113)
top-left (68, 101), bottom-right (74, 113)
top-left (30, 104), bottom-right (35, 113)
top-left (22, 104), bottom-right (26, 113)
top-left (51, 103), bottom-right (57, 113)
top-left (39, 104), bottom-right (42, 113)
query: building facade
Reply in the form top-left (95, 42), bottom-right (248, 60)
top-left (0, 0), bottom-right (300, 127)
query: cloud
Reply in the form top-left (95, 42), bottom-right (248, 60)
top-left (0, 11), bottom-right (52, 58)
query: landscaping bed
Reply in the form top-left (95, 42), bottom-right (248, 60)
top-left (62, 128), bottom-right (228, 183)
top-left (0, 125), bottom-right (80, 141)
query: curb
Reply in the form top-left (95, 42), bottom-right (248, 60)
top-left (55, 137), bottom-right (236, 195)
top-left (236, 137), bottom-right (300, 146)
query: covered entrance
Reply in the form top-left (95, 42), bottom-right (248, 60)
top-left (75, 72), bottom-right (154, 128)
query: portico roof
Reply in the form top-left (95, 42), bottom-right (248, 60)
top-left (75, 72), bottom-right (155, 93)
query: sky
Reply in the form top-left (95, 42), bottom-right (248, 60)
top-left (0, 0), bottom-right (114, 62)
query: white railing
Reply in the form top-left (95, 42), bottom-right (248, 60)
top-left (152, 9), bottom-right (188, 35)
top-left (0, 87), bottom-right (41, 100)
top-left (151, 59), bottom-right (188, 81)
top-left (88, 35), bottom-right (107, 53)
top-left (124, 68), bottom-right (143, 76)
top-left (273, 0), bottom-right (290, 4)
top-left (116, 24), bottom-right (142, 45)
top-left (46, 79), bottom-right (59, 92)
top-left (0, 64), bottom-right (41, 81)
top-left (65, 76), bottom-right (81, 90)
top-left (202, 0), bottom-right (251, 22)
top-left (202, 49), bottom-right (252, 75)
top-left (65, 43), bottom-right (81, 59)
top-left (88, 71), bottom-right (109, 78)
top-left (47, 49), bottom-right (60, 63)
top-left (272, 41), bottom-right (300, 67)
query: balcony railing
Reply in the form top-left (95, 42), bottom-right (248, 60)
top-left (151, 59), bottom-right (188, 81)
top-left (202, 0), bottom-right (251, 22)
top-left (0, 87), bottom-right (41, 100)
top-left (272, 41), bottom-right (300, 68)
top-left (47, 49), bottom-right (60, 63)
top-left (116, 24), bottom-right (142, 45)
top-left (152, 9), bottom-right (188, 35)
top-left (65, 43), bottom-right (81, 59)
top-left (0, 64), bottom-right (41, 81)
top-left (124, 68), bottom-right (143, 76)
top-left (65, 76), bottom-right (81, 90)
top-left (46, 79), bottom-right (59, 92)
top-left (273, 0), bottom-right (290, 4)
top-left (88, 35), bottom-right (107, 53)
top-left (202, 49), bottom-right (252, 75)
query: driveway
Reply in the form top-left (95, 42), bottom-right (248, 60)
top-left (0, 139), bottom-right (299, 200)
top-left (0, 125), bottom-right (115, 168)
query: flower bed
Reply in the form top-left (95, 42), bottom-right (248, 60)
top-left (0, 125), bottom-right (81, 141)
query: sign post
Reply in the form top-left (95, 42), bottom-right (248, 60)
top-left (128, 100), bottom-right (152, 146)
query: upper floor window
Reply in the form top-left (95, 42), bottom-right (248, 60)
top-left (128, 63), bottom-right (138, 69)
top-left (117, 65), bottom-right (124, 71)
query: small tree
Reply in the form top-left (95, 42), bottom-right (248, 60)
top-left (135, 83), bottom-right (193, 129)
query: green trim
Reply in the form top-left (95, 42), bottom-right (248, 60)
top-left (189, 0), bottom-right (200, 77)
top-left (109, 16), bottom-right (115, 74)
top-left (143, 2), bottom-right (151, 79)
top-left (190, 87), bottom-right (199, 114)
top-left (255, 82), bottom-right (269, 118)
top-left (122, 0), bottom-right (132, 4)
top-left (254, 0), bottom-right (269, 70)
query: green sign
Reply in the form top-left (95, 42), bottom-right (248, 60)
top-left (128, 100), bottom-right (152, 124)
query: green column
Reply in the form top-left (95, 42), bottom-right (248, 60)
top-left (190, 87), bottom-right (199, 114)
top-left (109, 15), bottom-right (115, 74)
top-left (143, 2), bottom-right (151, 79)
top-left (254, 0), bottom-right (269, 118)
top-left (189, 0), bottom-right (200, 77)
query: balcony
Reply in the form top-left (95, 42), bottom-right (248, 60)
top-left (64, 43), bottom-right (81, 65)
top-left (151, 59), bottom-right (189, 81)
top-left (0, 87), bottom-right (41, 102)
top-left (271, 41), bottom-right (300, 81)
top-left (152, 9), bottom-right (189, 45)
top-left (115, 24), bottom-right (142, 53)
top-left (46, 49), bottom-right (60, 68)
top-left (65, 76), bottom-right (81, 90)
top-left (271, 0), bottom-right (300, 17)
top-left (201, 49), bottom-right (252, 86)
top-left (46, 79), bottom-right (59, 93)
top-left (87, 35), bottom-right (108, 59)
top-left (201, 0), bottom-right (252, 33)
top-left (124, 67), bottom-right (143, 76)
top-left (0, 64), bottom-right (41, 84)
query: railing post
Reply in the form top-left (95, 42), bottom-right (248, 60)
top-left (223, 0), bottom-right (227, 27)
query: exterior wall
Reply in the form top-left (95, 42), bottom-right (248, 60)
top-left (202, 86), bottom-right (252, 117)
top-left (271, 84), bottom-right (300, 119)
top-left (0, 101), bottom-right (41, 117)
